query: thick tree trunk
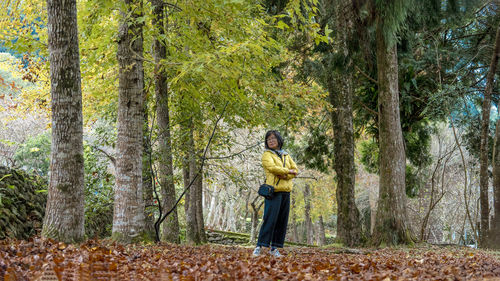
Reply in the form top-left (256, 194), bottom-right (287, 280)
top-left (303, 184), bottom-right (314, 245)
top-left (372, 17), bottom-right (412, 245)
top-left (112, 0), bottom-right (146, 243)
top-left (319, 0), bottom-right (361, 247)
top-left (151, 0), bottom-right (180, 244)
top-left (42, 0), bottom-right (85, 243)
top-left (328, 63), bottom-right (361, 247)
top-left (480, 26), bottom-right (500, 247)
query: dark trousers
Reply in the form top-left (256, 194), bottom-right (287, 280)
top-left (257, 192), bottom-right (290, 248)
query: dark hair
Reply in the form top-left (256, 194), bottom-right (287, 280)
top-left (265, 130), bottom-right (284, 150)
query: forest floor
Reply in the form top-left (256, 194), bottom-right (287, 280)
top-left (1, 238), bottom-right (500, 280)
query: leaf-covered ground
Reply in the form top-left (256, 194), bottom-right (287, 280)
top-left (1, 238), bottom-right (500, 280)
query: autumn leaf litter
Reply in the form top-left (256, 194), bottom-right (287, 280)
top-left (1, 238), bottom-right (500, 280)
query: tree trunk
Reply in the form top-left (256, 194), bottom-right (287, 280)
top-left (319, 0), bottom-right (361, 247)
top-left (143, 97), bottom-right (155, 241)
top-left (317, 215), bottom-right (326, 246)
top-left (184, 125), bottom-right (201, 244)
top-left (250, 198), bottom-right (264, 243)
top-left (151, 0), bottom-right (180, 244)
top-left (195, 157), bottom-right (207, 242)
top-left (290, 195), bottom-right (299, 243)
top-left (372, 16), bottom-right (412, 245)
top-left (42, 0), bottom-right (85, 243)
top-left (480, 25), bottom-right (500, 247)
top-left (491, 119), bottom-right (500, 248)
top-left (112, 0), bottom-right (146, 243)
top-left (303, 184), bottom-right (314, 245)
top-left (328, 55), bottom-right (361, 248)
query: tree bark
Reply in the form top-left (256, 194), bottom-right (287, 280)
top-left (143, 95), bottom-right (155, 241)
top-left (320, 0), bottom-right (361, 247)
top-left (290, 195), bottom-right (299, 243)
top-left (317, 215), bottom-right (326, 246)
top-left (151, 0), bottom-right (180, 244)
top-left (184, 124), bottom-right (201, 244)
top-left (250, 198), bottom-right (264, 243)
top-left (303, 184), bottom-right (314, 245)
top-left (372, 16), bottom-right (412, 245)
top-left (328, 57), bottom-right (361, 247)
top-left (195, 157), bottom-right (207, 242)
top-left (112, 0), bottom-right (146, 243)
top-left (491, 119), bottom-right (500, 248)
top-left (42, 0), bottom-right (85, 243)
top-left (480, 25), bottom-right (500, 247)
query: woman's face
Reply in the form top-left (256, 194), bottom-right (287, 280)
top-left (266, 134), bottom-right (279, 150)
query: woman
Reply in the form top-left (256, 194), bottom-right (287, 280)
top-left (253, 130), bottom-right (298, 257)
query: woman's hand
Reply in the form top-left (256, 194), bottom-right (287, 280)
top-left (288, 169), bottom-right (298, 175)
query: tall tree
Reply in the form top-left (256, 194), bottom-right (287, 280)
top-left (303, 183), bottom-right (314, 245)
top-left (492, 114), bottom-right (500, 248)
top-left (143, 98), bottom-right (156, 240)
top-left (151, 0), bottom-right (180, 243)
top-left (482, 25), bottom-right (500, 247)
top-left (182, 122), bottom-right (207, 244)
top-left (328, 0), bottom-right (361, 247)
top-left (297, 0), bottom-right (362, 246)
top-left (42, 0), bottom-right (85, 243)
top-left (372, 0), bottom-right (413, 245)
top-left (112, 0), bottom-right (146, 243)
top-left (183, 122), bottom-right (202, 245)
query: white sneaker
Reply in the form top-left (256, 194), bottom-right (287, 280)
top-left (252, 246), bottom-right (261, 256)
top-left (269, 248), bottom-right (282, 257)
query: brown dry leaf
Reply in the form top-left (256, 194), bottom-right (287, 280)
top-left (1, 239), bottom-right (500, 280)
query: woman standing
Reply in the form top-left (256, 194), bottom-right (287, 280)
top-left (253, 130), bottom-right (298, 257)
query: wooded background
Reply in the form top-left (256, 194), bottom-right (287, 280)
top-left (1, 0), bottom-right (500, 249)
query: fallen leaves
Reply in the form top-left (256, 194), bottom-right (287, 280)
top-left (1, 238), bottom-right (500, 280)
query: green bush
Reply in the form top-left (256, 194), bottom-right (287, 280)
top-left (14, 132), bottom-right (51, 178)
top-left (0, 166), bottom-right (47, 239)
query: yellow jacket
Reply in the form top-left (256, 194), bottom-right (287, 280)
top-left (262, 150), bottom-right (298, 193)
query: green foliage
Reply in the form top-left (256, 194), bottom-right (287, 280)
top-left (13, 132), bottom-right (51, 177)
top-left (83, 143), bottom-right (114, 239)
top-left (359, 139), bottom-right (379, 174)
top-left (374, 0), bottom-right (414, 48)
top-left (405, 165), bottom-right (423, 198)
top-left (403, 121), bottom-right (434, 168)
top-left (83, 120), bottom-right (116, 239)
top-left (0, 166), bottom-right (46, 239)
top-left (295, 124), bottom-right (333, 173)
